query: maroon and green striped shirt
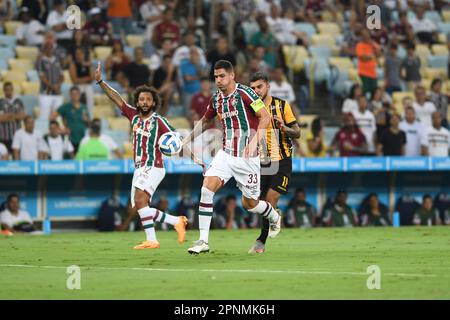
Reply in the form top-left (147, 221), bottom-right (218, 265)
top-left (204, 83), bottom-right (264, 157)
top-left (122, 103), bottom-right (175, 168)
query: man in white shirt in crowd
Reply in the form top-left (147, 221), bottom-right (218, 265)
top-left (0, 194), bottom-right (36, 233)
top-left (269, 68), bottom-right (297, 110)
top-left (15, 7), bottom-right (45, 46)
top-left (0, 142), bottom-right (8, 160)
top-left (410, 5), bottom-right (437, 44)
top-left (421, 111), bottom-right (450, 157)
top-left (413, 85), bottom-right (436, 128)
top-left (352, 96), bottom-right (377, 154)
top-left (171, 32), bottom-right (206, 68)
top-left (79, 118), bottom-right (122, 159)
top-left (399, 106), bottom-right (423, 156)
top-left (41, 120), bottom-right (75, 160)
top-left (46, 0), bottom-right (73, 48)
top-left (12, 116), bottom-right (47, 160)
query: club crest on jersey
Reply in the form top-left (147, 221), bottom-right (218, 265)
top-left (230, 97), bottom-right (238, 107)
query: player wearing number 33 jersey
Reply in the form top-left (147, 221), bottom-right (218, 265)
top-left (182, 60), bottom-right (282, 254)
top-left (95, 62), bottom-right (187, 250)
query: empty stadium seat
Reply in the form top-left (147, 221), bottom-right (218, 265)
top-left (21, 82), bottom-right (40, 95)
top-left (108, 117), bottom-right (130, 132)
top-left (21, 95), bottom-right (39, 115)
top-left (442, 10), bottom-right (450, 22)
top-left (282, 45), bottom-right (309, 72)
top-left (93, 106), bottom-right (116, 118)
top-left (94, 46), bottom-right (113, 60)
top-left (0, 47), bottom-right (15, 60)
top-left (310, 34), bottom-right (335, 46)
top-left (126, 35), bottom-right (144, 48)
top-left (26, 70), bottom-right (39, 82)
top-left (15, 46), bottom-right (39, 61)
top-left (8, 58), bottom-right (34, 72)
top-left (427, 55), bottom-right (448, 69)
top-left (309, 45), bottom-right (332, 60)
top-left (431, 44), bottom-right (448, 55)
top-left (63, 70), bottom-right (72, 84)
top-left (316, 22), bottom-right (340, 35)
top-left (1, 70), bottom-right (27, 82)
top-left (425, 10), bottom-right (442, 23)
top-left (94, 94), bottom-right (113, 106)
top-left (424, 68), bottom-right (447, 80)
top-left (4, 21), bottom-right (22, 35)
top-left (438, 22), bottom-right (450, 34)
top-left (0, 59), bottom-right (8, 71)
top-left (392, 91), bottom-right (415, 104)
top-left (294, 23), bottom-right (316, 38)
top-left (0, 34), bottom-right (17, 47)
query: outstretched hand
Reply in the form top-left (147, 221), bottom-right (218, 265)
top-left (95, 61), bottom-right (102, 83)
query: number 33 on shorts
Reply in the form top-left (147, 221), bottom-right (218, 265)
top-left (247, 173), bottom-right (258, 184)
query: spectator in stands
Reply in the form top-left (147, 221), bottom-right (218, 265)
top-left (107, 0), bottom-right (134, 36)
top-left (285, 187), bottom-right (316, 228)
top-left (421, 111), bottom-right (450, 157)
top-left (37, 41), bottom-right (64, 121)
top-left (105, 39), bottom-right (131, 84)
top-left (249, 14), bottom-right (278, 69)
top-left (179, 46), bottom-right (206, 112)
top-left (369, 87), bottom-right (392, 142)
top-left (152, 8), bottom-right (181, 50)
top-left (78, 118), bottom-right (122, 160)
top-left (21, 0), bottom-right (47, 23)
top-left (376, 113), bottom-right (406, 156)
top-left (352, 96), bottom-right (376, 154)
top-left (0, 142), bottom-right (8, 160)
top-left (46, 0), bottom-right (72, 48)
top-left (323, 190), bottom-right (358, 227)
top-left (0, 194), bottom-right (36, 233)
top-left (207, 35), bottom-right (237, 80)
top-left (43, 31), bottom-right (69, 70)
top-left (400, 106), bottom-right (423, 156)
top-left (172, 32), bottom-right (207, 69)
top-left (221, 194), bottom-right (255, 230)
top-left (433, 193), bottom-right (450, 225)
top-left (342, 84), bottom-right (363, 114)
top-left (250, 46), bottom-right (272, 75)
top-left (152, 54), bottom-right (177, 115)
top-left (413, 194), bottom-right (442, 226)
top-left (12, 116), bottom-right (46, 160)
top-left (356, 29), bottom-right (381, 95)
top-left (428, 78), bottom-right (449, 129)
top-left (411, 5), bottom-right (438, 45)
top-left (123, 47), bottom-right (151, 91)
top-left (0, 0), bottom-right (13, 31)
top-left (360, 193), bottom-right (391, 227)
top-left (83, 7), bottom-right (113, 47)
top-left (68, 29), bottom-right (91, 61)
top-left (175, 194), bottom-right (198, 228)
top-left (390, 11), bottom-right (414, 45)
top-left (0, 82), bottom-right (26, 153)
top-left (182, 15), bottom-right (207, 51)
top-left (148, 38), bottom-right (175, 72)
top-left (413, 85), bottom-right (436, 128)
top-left (52, 86), bottom-right (90, 153)
top-left (330, 113), bottom-right (367, 157)
top-left (140, 0), bottom-right (166, 40)
top-left (190, 77), bottom-right (212, 127)
top-left (396, 193), bottom-right (420, 226)
top-left (384, 43), bottom-right (402, 95)
top-left (16, 7), bottom-right (45, 46)
top-left (306, 117), bottom-right (327, 157)
top-left (401, 43), bottom-right (422, 91)
top-left (341, 22), bottom-right (362, 58)
top-left (269, 68), bottom-right (296, 111)
top-left (41, 120), bottom-right (74, 160)
top-left (69, 47), bottom-right (95, 114)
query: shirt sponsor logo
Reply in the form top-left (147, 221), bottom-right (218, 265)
top-left (222, 110), bottom-right (239, 119)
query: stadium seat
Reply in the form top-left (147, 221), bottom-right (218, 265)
top-left (63, 70), bottom-right (72, 84)
top-left (294, 23), bottom-right (316, 38)
top-left (168, 117), bottom-right (191, 130)
top-left (427, 55), bottom-right (448, 69)
top-left (328, 57), bottom-right (355, 71)
top-left (93, 106), bottom-right (116, 119)
top-left (282, 45), bottom-right (309, 72)
top-left (437, 22), bottom-right (450, 34)
top-left (442, 10), bottom-right (450, 22)
top-left (94, 46), bottom-right (113, 60)
top-left (26, 70), bottom-right (39, 82)
top-left (123, 142), bottom-right (133, 159)
top-left (310, 34), bottom-right (335, 46)
top-left (0, 34), bottom-right (17, 48)
top-left (21, 95), bottom-right (39, 115)
top-left (15, 46), bottom-right (39, 61)
top-left (309, 45), bottom-right (332, 60)
top-left (425, 10), bottom-right (442, 23)
top-left (108, 117), bottom-right (130, 132)
top-left (0, 47), bottom-right (15, 60)
top-left (392, 91), bottom-right (415, 104)
top-left (424, 68), bottom-right (447, 80)
top-left (94, 94), bottom-right (113, 106)
top-left (431, 44), bottom-right (448, 55)
top-left (4, 21), bottom-right (22, 35)
top-left (304, 57), bottom-right (330, 84)
top-left (438, 33), bottom-right (447, 44)
top-left (0, 59), bottom-right (8, 71)
top-left (8, 58), bottom-right (34, 72)
top-left (1, 70), bottom-right (27, 82)
top-left (21, 82), bottom-right (40, 95)
top-left (126, 35), bottom-right (144, 48)
top-left (316, 22), bottom-right (340, 35)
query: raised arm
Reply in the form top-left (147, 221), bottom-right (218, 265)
top-left (95, 61), bottom-right (127, 111)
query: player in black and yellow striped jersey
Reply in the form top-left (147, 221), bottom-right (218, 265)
top-left (248, 72), bottom-right (301, 254)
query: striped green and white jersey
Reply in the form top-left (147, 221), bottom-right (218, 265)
top-left (121, 102), bottom-right (175, 169)
top-left (204, 83), bottom-right (264, 157)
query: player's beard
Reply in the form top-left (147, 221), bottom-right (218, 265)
top-left (137, 103), bottom-right (153, 116)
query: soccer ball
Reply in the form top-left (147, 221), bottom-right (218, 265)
top-left (159, 132), bottom-right (182, 156)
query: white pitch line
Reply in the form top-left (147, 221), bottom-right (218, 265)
top-left (0, 264), bottom-right (436, 278)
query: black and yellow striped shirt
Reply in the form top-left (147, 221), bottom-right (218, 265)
top-left (261, 96), bottom-right (297, 162)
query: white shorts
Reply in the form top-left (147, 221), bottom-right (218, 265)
top-left (205, 149), bottom-right (261, 200)
top-left (130, 166), bottom-right (165, 208)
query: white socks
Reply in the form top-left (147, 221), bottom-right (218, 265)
top-left (248, 200), bottom-right (279, 223)
top-left (138, 206), bottom-right (181, 241)
top-left (198, 187), bottom-right (214, 243)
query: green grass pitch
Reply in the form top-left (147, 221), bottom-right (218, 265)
top-left (0, 227), bottom-right (449, 299)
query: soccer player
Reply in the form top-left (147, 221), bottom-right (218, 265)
top-left (94, 62), bottom-right (187, 249)
top-left (182, 60), bottom-right (281, 254)
top-left (248, 72), bottom-right (300, 254)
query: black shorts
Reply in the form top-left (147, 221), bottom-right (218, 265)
top-left (260, 158), bottom-right (292, 196)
